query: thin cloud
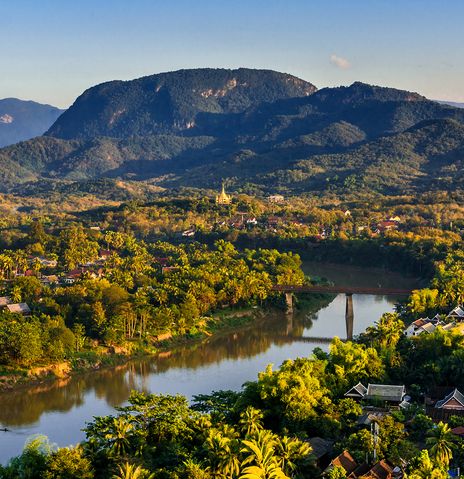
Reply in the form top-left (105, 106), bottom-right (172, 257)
top-left (330, 54), bottom-right (351, 70)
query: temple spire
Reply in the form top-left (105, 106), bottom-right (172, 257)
top-left (216, 181), bottom-right (231, 205)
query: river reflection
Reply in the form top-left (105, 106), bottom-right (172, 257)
top-left (0, 262), bottom-right (419, 463)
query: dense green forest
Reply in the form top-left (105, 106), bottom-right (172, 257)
top-left (0, 225), bottom-right (305, 370)
top-left (2, 192), bottom-right (464, 477)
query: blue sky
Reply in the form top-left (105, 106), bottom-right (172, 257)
top-left (1, 0), bottom-right (463, 108)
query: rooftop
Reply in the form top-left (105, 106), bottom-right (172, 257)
top-left (436, 388), bottom-right (464, 409)
top-left (345, 382), bottom-right (368, 398)
top-left (331, 450), bottom-right (358, 475)
top-left (0, 296), bottom-right (12, 306)
top-left (6, 303), bottom-right (31, 314)
top-left (365, 384), bottom-right (405, 402)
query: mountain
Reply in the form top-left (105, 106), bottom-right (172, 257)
top-left (1, 68), bottom-right (464, 197)
top-left (0, 98), bottom-right (64, 147)
top-left (436, 100), bottom-right (464, 109)
top-left (46, 68), bottom-right (316, 139)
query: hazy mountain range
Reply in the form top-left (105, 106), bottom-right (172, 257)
top-left (1, 68), bottom-right (464, 196)
top-left (0, 98), bottom-right (63, 148)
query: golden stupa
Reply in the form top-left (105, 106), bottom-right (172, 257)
top-left (215, 182), bottom-right (231, 205)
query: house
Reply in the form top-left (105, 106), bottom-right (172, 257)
top-left (325, 451), bottom-right (397, 479)
top-left (417, 322), bottom-right (436, 335)
top-left (98, 249), bottom-right (112, 261)
top-left (388, 216), bottom-right (401, 223)
top-left (162, 266), bottom-right (180, 274)
top-left (182, 228), bottom-right (196, 237)
top-left (435, 389), bottom-right (464, 411)
top-left (63, 268), bottom-right (84, 284)
top-left (268, 194), bottom-right (284, 203)
top-left (0, 297), bottom-right (11, 307)
top-left (357, 411), bottom-right (386, 427)
top-left (327, 450), bottom-right (358, 476)
top-left (404, 318), bottom-right (428, 337)
top-left (5, 303), bottom-right (31, 315)
top-left (40, 275), bottom-right (59, 286)
top-left (307, 437), bottom-right (333, 469)
top-left (365, 384), bottom-right (406, 403)
top-left (39, 257), bottom-right (58, 268)
top-left (359, 460), bottom-right (393, 479)
top-left (246, 217), bottom-right (258, 226)
top-left (345, 382), bottom-right (368, 400)
top-left (440, 322), bottom-right (455, 332)
top-left (377, 221), bottom-right (399, 233)
top-left (447, 306), bottom-right (464, 320)
top-left (344, 383), bottom-right (406, 404)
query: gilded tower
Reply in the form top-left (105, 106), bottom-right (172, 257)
top-left (215, 182), bottom-right (231, 205)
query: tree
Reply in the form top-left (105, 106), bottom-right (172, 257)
top-left (327, 466), bottom-right (348, 479)
top-left (407, 449), bottom-right (448, 479)
top-left (426, 421), bottom-right (455, 468)
top-left (239, 407), bottom-right (264, 437)
top-left (3, 435), bottom-right (53, 479)
top-left (365, 313), bottom-right (405, 351)
top-left (239, 430), bottom-right (289, 479)
top-left (105, 417), bottom-right (134, 457)
top-left (253, 358), bottom-right (328, 427)
top-left (112, 463), bottom-right (154, 479)
top-left (329, 338), bottom-right (384, 392)
top-left (72, 323), bottom-right (86, 352)
top-left (44, 446), bottom-right (94, 479)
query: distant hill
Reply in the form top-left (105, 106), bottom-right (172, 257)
top-left (1, 68), bottom-right (464, 197)
top-left (436, 100), bottom-right (464, 109)
top-left (0, 98), bottom-right (64, 147)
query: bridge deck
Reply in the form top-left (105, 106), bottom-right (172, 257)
top-left (272, 285), bottom-right (412, 295)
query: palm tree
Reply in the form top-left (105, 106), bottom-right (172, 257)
top-left (206, 430), bottom-right (240, 478)
top-left (426, 421), bottom-right (455, 467)
top-left (239, 430), bottom-right (289, 479)
top-left (105, 417), bottom-right (134, 457)
top-left (239, 406), bottom-right (264, 437)
top-left (112, 462), bottom-right (154, 479)
top-left (276, 436), bottom-right (312, 475)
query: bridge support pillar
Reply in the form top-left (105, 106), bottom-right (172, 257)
top-left (345, 293), bottom-right (354, 340)
top-left (286, 314), bottom-right (293, 334)
top-left (285, 292), bottom-right (293, 314)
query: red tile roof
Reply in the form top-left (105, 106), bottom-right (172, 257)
top-left (332, 451), bottom-right (358, 475)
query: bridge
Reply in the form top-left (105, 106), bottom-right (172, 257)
top-left (273, 284), bottom-right (413, 340)
top-left (271, 285), bottom-right (412, 295)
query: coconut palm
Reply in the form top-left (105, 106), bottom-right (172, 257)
top-left (105, 417), bottom-right (134, 457)
top-left (239, 430), bottom-right (289, 479)
top-left (206, 430), bottom-right (240, 478)
top-left (426, 421), bottom-right (455, 467)
top-left (112, 462), bottom-right (154, 479)
top-left (239, 406), bottom-right (264, 437)
top-left (276, 436), bottom-right (312, 475)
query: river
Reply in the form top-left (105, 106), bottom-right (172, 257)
top-left (0, 262), bottom-right (419, 463)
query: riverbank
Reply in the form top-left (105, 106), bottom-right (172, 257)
top-left (0, 305), bottom-right (263, 393)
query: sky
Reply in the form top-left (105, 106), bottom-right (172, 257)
top-left (1, 0), bottom-right (463, 108)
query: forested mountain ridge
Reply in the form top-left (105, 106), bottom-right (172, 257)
top-left (1, 68), bottom-right (464, 196)
top-left (0, 98), bottom-right (64, 147)
top-left (46, 68), bottom-right (317, 139)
